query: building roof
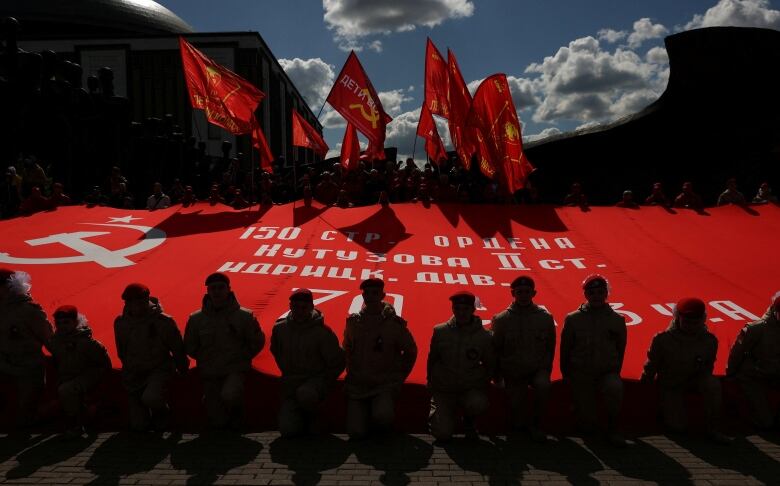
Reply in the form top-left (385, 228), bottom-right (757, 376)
top-left (2, 0), bottom-right (194, 38)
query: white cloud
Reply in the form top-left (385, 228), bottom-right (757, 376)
top-left (525, 36), bottom-right (667, 124)
top-left (627, 18), bottom-right (668, 48)
top-left (368, 40), bottom-right (383, 53)
top-left (575, 121), bottom-right (602, 131)
top-left (684, 0), bottom-right (780, 30)
top-left (524, 127), bottom-right (562, 143)
top-left (323, 0), bottom-right (475, 51)
top-left (598, 28), bottom-right (627, 43)
top-left (646, 46), bottom-right (669, 64)
top-left (378, 88), bottom-right (414, 116)
top-left (278, 57), bottom-right (335, 108)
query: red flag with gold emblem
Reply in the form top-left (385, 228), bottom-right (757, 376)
top-left (291, 110), bottom-right (329, 158)
top-left (326, 52), bottom-right (392, 146)
top-left (417, 105), bottom-right (447, 164)
top-left (340, 122), bottom-right (361, 171)
top-left (467, 73), bottom-right (534, 193)
top-left (179, 37), bottom-right (265, 134)
top-left (446, 49), bottom-right (477, 170)
top-left (425, 38), bottom-right (449, 118)
top-left (251, 118), bottom-right (274, 173)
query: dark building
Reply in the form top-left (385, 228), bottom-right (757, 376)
top-left (6, 0), bottom-right (322, 165)
top-left (525, 27), bottom-right (780, 205)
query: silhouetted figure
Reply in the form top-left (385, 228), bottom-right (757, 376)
top-left (616, 190), bottom-right (639, 208)
top-left (673, 182), bottom-right (704, 210)
top-left (644, 182), bottom-right (670, 207)
top-left (752, 182), bottom-right (777, 204)
top-left (717, 178), bottom-right (746, 206)
top-left (563, 182), bottom-right (588, 207)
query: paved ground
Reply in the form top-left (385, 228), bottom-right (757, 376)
top-left (1, 431), bottom-right (780, 485)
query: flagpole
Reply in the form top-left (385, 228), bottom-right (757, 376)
top-left (412, 135), bottom-right (418, 160)
top-left (249, 133), bottom-right (255, 212)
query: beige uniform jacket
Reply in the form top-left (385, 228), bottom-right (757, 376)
top-left (270, 309), bottom-right (346, 397)
top-left (641, 319), bottom-right (718, 388)
top-left (184, 293), bottom-right (265, 377)
top-left (560, 303), bottom-right (627, 378)
top-left (343, 302), bottom-right (417, 399)
top-left (114, 299), bottom-right (189, 383)
top-left (427, 316), bottom-right (495, 393)
top-left (492, 303), bottom-right (556, 381)
top-left (0, 294), bottom-right (53, 376)
top-left (48, 326), bottom-right (112, 384)
top-left (727, 307), bottom-right (780, 380)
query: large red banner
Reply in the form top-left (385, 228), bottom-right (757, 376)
top-left (1, 204), bottom-right (777, 383)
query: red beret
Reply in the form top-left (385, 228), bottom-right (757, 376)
top-left (205, 272), bottom-right (230, 286)
top-left (290, 288), bottom-right (313, 302)
top-left (360, 278), bottom-right (385, 290)
top-left (53, 305), bottom-right (78, 320)
top-left (582, 274), bottom-right (608, 290)
top-left (449, 291), bottom-right (476, 305)
top-left (511, 276), bottom-right (535, 289)
top-left (122, 283), bottom-right (150, 301)
top-left (676, 297), bottom-right (706, 318)
top-left (0, 267), bottom-right (14, 282)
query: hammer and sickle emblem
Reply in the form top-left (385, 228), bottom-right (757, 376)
top-left (505, 122), bottom-right (520, 142)
top-left (349, 89), bottom-right (380, 128)
top-left (206, 66), bottom-right (241, 104)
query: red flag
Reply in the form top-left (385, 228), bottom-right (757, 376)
top-left (179, 37), bottom-right (264, 134)
top-left (363, 140), bottom-right (386, 162)
top-left (340, 122), bottom-right (361, 171)
top-left (251, 118), bottom-right (274, 173)
top-left (467, 74), bottom-right (534, 193)
top-left (446, 49), bottom-right (477, 170)
top-left (326, 52), bottom-right (392, 146)
top-left (291, 110), bottom-right (329, 158)
top-left (416, 106), bottom-right (447, 164)
top-left (424, 38), bottom-right (449, 118)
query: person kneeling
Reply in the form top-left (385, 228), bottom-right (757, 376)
top-left (271, 289), bottom-right (345, 437)
top-left (184, 273), bottom-right (265, 430)
top-left (343, 278), bottom-right (417, 440)
top-left (427, 292), bottom-right (495, 442)
top-left (49, 306), bottom-right (112, 437)
top-left (641, 298), bottom-right (729, 443)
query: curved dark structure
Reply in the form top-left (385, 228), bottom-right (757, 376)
top-left (526, 27), bottom-right (780, 205)
top-left (1, 0), bottom-right (193, 38)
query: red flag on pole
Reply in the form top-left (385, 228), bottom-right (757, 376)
top-left (251, 118), bottom-right (274, 173)
top-left (326, 51), bottom-right (392, 146)
top-left (291, 110), bottom-right (329, 158)
top-left (467, 74), bottom-right (534, 193)
top-left (340, 122), bottom-right (361, 171)
top-left (416, 106), bottom-right (447, 164)
top-left (446, 49), bottom-right (477, 170)
top-left (179, 37), bottom-right (264, 134)
top-left (363, 140), bottom-right (386, 162)
top-left (424, 38), bottom-right (449, 119)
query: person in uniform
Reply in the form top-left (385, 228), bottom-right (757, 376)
top-left (640, 298), bottom-right (728, 442)
top-left (491, 276), bottom-right (555, 442)
top-left (560, 274), bottom-right (627, 446)
top-left (343, 278), bottom-right (417, 439)
top-left (0, 268), bottom-right (53, 429)
top-left (270, 288), bottom-right (345, 437)
top-left (48, 305), bottom-right (112, 436)
top-left (184, 272), bottom-right (265, 429)
top-left (114, 283), bottom-right (189, 432)
top-left (727, 292), bottom-right (780, 430)
top-left (427, 291), bottom-right (495, 441)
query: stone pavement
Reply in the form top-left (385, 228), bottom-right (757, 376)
top-left (1, 431), bottom-right (780, 485)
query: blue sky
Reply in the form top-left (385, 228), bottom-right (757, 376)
top-left (157, 0), bottom-right (780, 161)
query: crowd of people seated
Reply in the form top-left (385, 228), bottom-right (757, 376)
top-left (1, 16), bottom-right (777, 220)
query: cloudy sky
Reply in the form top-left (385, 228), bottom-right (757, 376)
top-left (157, 0), bottom-right (780, 161)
